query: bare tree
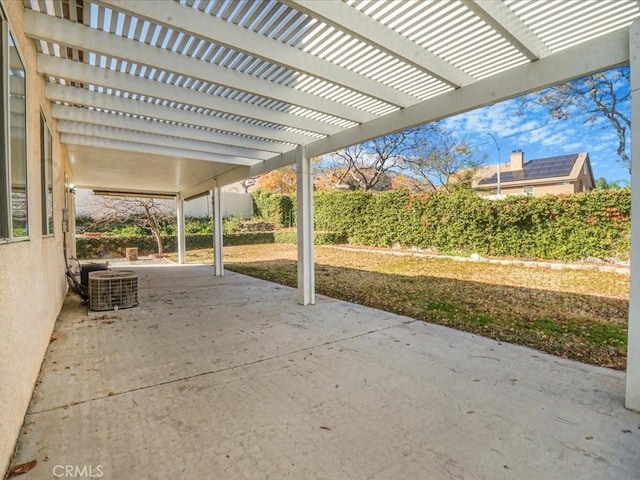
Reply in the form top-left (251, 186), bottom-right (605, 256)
top-left (90, 196), bottom-right (175, 255)
top-left (407, 122), bottom-right (485, 192)
top-left (524, 67), bottom-right (630, 171)
top-left (325, 130), bottom-right (415, 190)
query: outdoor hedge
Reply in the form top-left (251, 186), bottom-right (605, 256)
top-left (76, 231), bottom-right (345, 259)
top-left (77, 188), bottom-right (630, 262)
top-left (252, 190), bottom-right (296, 227)
top-left (312, 188), bottom-right (631, 262)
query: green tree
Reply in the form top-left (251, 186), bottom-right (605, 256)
top-left (594, 177), bottom-right (629, 190)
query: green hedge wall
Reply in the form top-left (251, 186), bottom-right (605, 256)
top-left (313, 188), bottom-right (630, 261)
top-left (252, 190), bottom-right (296, 227)
top-left (78, 189), bottom-right (630, 262)
top-left (76, 231), bottom-right (345, 259)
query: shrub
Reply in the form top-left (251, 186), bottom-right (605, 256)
top-left (75, 231), bottom-right (344, 258)
top-left (223, 216), bottom-right (243, 234)
top-left (252, 190), bottom-right (295, 227)
top-left (76, 189), bottom-right (631, 262)
top-left (342, 188), bottom-right (630, 261)
top-left (185, 217), bottom-right (212, 234)
top-left (275, 188), bottom-right (630, 262)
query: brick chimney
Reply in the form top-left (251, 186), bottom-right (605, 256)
top-left (510, 150), bottom-right (524, 170)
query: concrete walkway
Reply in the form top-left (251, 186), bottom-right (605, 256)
top-left (9, 265), bottom-right (640, 479)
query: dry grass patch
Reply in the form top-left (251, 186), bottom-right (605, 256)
top-left (171, 244), bottom-right (628, 369)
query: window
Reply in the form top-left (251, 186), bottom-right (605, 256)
top-left (41, 111), bottom-right (53, 236)
top-left (523, 185), bottom-right (534, 196)
top-left (0, 14), bottom-right (28, 240)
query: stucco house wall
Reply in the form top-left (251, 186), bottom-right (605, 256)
top-left (498, 183), bottom-right (576, 196)
top-left (573, 156), bottom-right (596, 192)
top-left (0, 1), bottom-right (71, 475)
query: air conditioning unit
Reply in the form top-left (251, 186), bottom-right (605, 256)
top-left (88, 270), bottom-right (138, 312)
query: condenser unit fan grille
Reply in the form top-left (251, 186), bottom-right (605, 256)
top-left (89, 270), bottom-right (138, 311)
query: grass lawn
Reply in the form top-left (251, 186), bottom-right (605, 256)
top-left (169, 244), bottom-right (629, 370)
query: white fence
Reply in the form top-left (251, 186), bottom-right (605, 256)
top-left (185, 192), bottom-right (253, 218)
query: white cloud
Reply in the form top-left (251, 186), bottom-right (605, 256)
top-left (436, 76), bottom-right (630, 181)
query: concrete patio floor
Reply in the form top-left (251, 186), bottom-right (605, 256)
top-left (9, 264), bottom-right (640, 479)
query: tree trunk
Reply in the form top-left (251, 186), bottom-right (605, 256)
top-left (151, 228), bottom-right (164, 256)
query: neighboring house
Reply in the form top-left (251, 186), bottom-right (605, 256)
top-left (473, 150), bottom-right (595, 197)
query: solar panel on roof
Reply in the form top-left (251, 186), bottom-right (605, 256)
top-left (477, 154), bottom-right (579, 185)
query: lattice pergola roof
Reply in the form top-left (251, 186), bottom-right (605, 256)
top-left (22, 0), bottom-right (640, 195)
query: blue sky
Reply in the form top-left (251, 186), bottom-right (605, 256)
top-left (441, 67), bottom-right (631, 184)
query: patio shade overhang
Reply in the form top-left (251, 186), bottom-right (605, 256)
top-left (20, 0), bottom-right (640, 196)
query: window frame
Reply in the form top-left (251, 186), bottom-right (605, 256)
top-left (0, 9), bottom-right (8, 241)
top-left (0, 7), bottom-right (29, 243)
top-left (41, 110), bottom-right (53, 236)
top-left (523, 185), bottom-right (534, 196)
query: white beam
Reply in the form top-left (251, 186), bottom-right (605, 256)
top-left (60, 134), bottom-right (259, 166)
top-left (216, 27), bottom-right (630, 187)
top-left (24, 9), bottom-right (374, 124)
top-left (37, 54), bottom-right (338, 137)
top-left (282, 0), bottom-right (475, 88)
top-left (46, 83), bottom-right (306, 145)
top-left (461, 0), bottom-right (553, 60)
top-left (51, 104), bottom-right (287, 154)
top-left (215, 150), bottom-right (293, 188)
top-left (626, 19), bottom-right (640, 413)
top-left (56, 121), bottom-right (269, 161)
top-left (180, 178), bottom-right (218, 202)
top-left (305, 28), bottom-right (630, 159)
top-left (212, 185), bottom-right (223, 277)
top-left (98, 0), bottom-right (415, 108)
top-left (296, 145), bottom-right (314, 305)
top-left (176, 194), bottom-right (186, 265)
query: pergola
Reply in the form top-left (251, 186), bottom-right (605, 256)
top-left (21, 0), bottom-right (640, 411)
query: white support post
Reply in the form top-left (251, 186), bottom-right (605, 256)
top-left (212, 185), bottom-right (224, 276)
top-left (296, 145), bottom-right (315, 305)
top-left (626, 20), bottom-right (640, 412)
top-left (176, 194), bottom-right (186, 265)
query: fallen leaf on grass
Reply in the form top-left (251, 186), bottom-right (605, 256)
top-left (7, 460), bottom-right (37, 477)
